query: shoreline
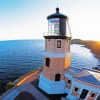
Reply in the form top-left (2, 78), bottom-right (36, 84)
top-left (72, 39), bottom-right (100, 70)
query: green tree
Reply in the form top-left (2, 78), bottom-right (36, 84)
top-left (6, 81), bottom-right (14, 90)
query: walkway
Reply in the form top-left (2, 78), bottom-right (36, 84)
top-left (16, 68), bottom-right (41, 86)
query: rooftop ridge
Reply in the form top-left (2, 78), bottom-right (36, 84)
top-left (82, 67), bottom-right (100, 73)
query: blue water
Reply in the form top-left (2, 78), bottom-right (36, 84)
top-left (0, 40), bottom-right (99, 83)
top-left (71, 44), bottom-right (99, 68)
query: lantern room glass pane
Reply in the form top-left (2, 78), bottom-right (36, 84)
top-left (48, 18), bottom-right (60, 35)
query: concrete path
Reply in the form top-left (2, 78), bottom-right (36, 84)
top-left (2, 82), bottom-right (49, 100)
top-left (16, 68), bottom-right (41, 86)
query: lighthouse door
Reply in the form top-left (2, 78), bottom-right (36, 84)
top-left (55, 74), bottom-right (61, 81)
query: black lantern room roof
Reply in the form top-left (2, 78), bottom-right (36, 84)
top-left (47, 7), bottom-right (67, 19)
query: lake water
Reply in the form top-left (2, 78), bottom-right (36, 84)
top-left (0, 40), bottom-right (99, 84)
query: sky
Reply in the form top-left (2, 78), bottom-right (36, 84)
top-left (0, 0), bottom-right (100, 41)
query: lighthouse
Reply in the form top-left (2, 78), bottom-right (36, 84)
top-left (38, 7), bottom-right (71, 94)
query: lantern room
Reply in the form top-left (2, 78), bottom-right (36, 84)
top-left (47, 7), bottom-right (68, 36)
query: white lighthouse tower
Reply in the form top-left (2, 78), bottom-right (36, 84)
top-left (39, 7), bottom-right (71, 94)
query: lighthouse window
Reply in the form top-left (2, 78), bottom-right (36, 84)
top-left (57, 40), bottom-right (61, 48)
top-left (45, 58), bottom-right (50, 67)
top-left (48, 18), bottom-right (59, 35)
top-left (55, 74), bottom-right (61, 81)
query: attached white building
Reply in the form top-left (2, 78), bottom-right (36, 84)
top-left (65, 67), bottom-right (100, 100)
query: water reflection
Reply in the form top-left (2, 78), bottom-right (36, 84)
top-left (71, 44), bottom-right (99, 68)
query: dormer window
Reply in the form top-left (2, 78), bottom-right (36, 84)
top-left (74, 87), bottom-right (79, 92)
top-left (68, 80), bottom-right (71, 85)
top-left (91, 92), bottom-right (96, 98)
